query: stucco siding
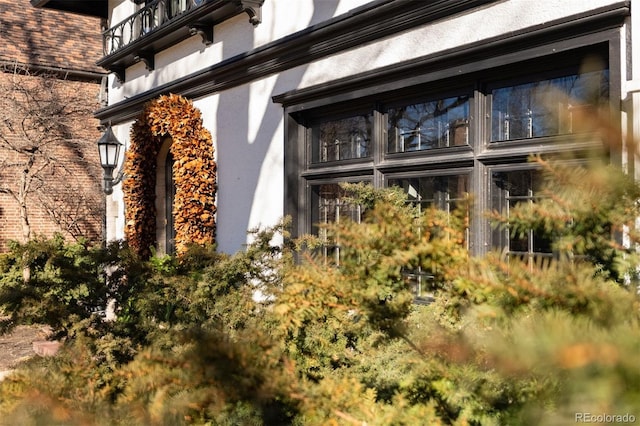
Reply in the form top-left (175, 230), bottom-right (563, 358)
top-left (104, 0), bottom-right (634, 253)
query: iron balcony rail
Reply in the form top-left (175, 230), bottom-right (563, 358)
top-left (103, 0), bottom-right (205, 56)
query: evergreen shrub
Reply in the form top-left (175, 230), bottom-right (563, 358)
top-left (0, 158), bottom-right (639, 425)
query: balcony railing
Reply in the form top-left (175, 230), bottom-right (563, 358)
top-left (103, 0), bottom-right (205, 56)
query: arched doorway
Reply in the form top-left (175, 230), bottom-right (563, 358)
top-left (155, 137), bottom-right (176, 255)
top-left (124, 94), bottom-right (216, 259)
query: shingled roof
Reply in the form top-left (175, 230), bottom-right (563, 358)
top-left (0, 0), bottom-right (105, 75)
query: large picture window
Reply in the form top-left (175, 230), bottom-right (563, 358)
top-left (281, 35), bottom-right (617, 260)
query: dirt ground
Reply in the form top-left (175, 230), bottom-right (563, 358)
top-left (0, 325), bottom-right (52, 371)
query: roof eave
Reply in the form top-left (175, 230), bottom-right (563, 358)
top-left (30, 0), bottom-right (108, 19)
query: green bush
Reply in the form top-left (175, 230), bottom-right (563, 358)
top-left (0, 159), bottom-right (639, 425)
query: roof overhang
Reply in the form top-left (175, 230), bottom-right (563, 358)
top-left (30, 0), bottom-right (107, 18)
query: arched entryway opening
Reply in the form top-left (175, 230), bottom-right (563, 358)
top-left (123, 94), bottom-right (216, 259)
top-left (155, 137), bottom-right (176, 255)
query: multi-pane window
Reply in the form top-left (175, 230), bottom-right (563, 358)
top-left (490, 69), bottom-right (609, 142)
top-left (491, 169), bottom-right (552, 263)
top-left (311, 183), bottom-right (365, 264)
top-left (387, 95), bottom-right (470, 153)
top-left (311, 113), bottom-right (373, 163)
top-left (388, 174), bottom-right (469, 301)
top-left (388, 174), bottom-right (469, 215)
top-left (291, 48), bottom-right (611, 263)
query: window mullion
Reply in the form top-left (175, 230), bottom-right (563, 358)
top-left (373, 108), bottom-right (385, 189)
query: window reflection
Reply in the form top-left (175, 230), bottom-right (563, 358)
top-left (387, 95), bottom-right (469, 153)
top-left (491, 169), bottom-right (552, 264)
top-left (311, 115), bottom-right (372, 163)
top-left (491, 69), bottom-right (609, 142)
top-left (388, 174), bottom-right (468, 303)
top-left (311, 183), bottom-right (365, 264)
top-left (388, 175), bottom-right (468, 214)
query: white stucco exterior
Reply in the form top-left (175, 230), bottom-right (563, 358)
top-left (103, 0), bottom-right (638, 254)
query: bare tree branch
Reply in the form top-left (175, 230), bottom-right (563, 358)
top-left (0, 64), bottom-right (103, 244)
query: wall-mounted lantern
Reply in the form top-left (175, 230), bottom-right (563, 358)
top-left (97, 123), bottom-right (124, 195)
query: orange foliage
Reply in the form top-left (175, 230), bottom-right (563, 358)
top-left (124, 94), bottom-right (216, 258)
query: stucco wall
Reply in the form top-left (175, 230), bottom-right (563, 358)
top-left (109, 0), bottom-right (623, 103)
top-left (106, 0), bottom-right (631, 253)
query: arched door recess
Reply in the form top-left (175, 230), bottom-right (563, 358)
top-left (155, 137), bottom-right (176, 255)
top-left (124, 94), bottom-right (216, 259)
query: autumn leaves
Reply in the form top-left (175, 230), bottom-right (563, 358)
top-left (124, 94), bottom-right (216, 258)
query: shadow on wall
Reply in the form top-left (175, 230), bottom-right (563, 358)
top-left (215, 1), bottom-right (341, 252)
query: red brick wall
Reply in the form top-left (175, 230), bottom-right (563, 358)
top-left (0, 0), bottom-right (105, 251)
top-left (0, 72), bottom-right (104, 251)
top-left (0, 0), bottom-right (104, 74)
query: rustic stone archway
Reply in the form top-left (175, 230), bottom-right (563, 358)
top-left (124, 94), bottom-right (216, 258)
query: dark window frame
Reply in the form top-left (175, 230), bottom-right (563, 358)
top-left (381, 84), bottom-right (475, 155)
top-left (489, 164), bottom-right (549, 263)
top-left (283, 22), bottom-right (622, 257)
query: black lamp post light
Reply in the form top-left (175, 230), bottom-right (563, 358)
top-left (97, 123), bottom-right (125, 195)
